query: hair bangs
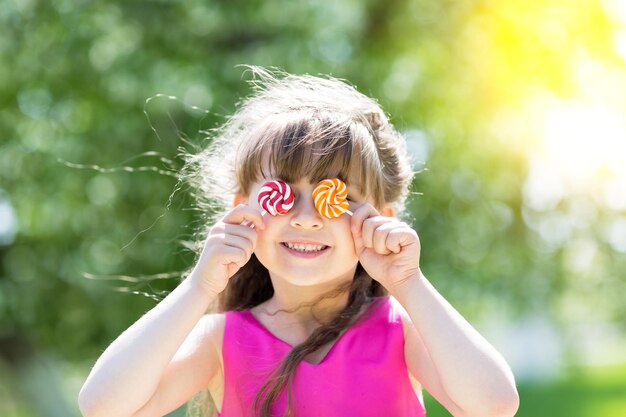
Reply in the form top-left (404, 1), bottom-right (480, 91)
top-left (236, 112), bottom-right (386, 208)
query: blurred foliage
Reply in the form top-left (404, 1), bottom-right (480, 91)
top-left (1, 0), bottom-right (626, 416)
top-left (423, 363), bottom-right (626, 416)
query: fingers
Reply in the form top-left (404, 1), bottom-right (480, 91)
top-left (223, 204), bottom-right (265, 230)
top-left (219, 243), bottom-right (249, 268)
top-left (209, 205), bottom-right (262, 245)
top-left (371, 222), bottom-right (397, 255)
top-left (352, 203), bottom-right (416, 255)
top-left (387, 227), bottom-right (419, 254)
top-left (350, 204), bottom-right (376, 254)
top-left (222, 234), bottom-right (254, 263)
top-left (350, 203), bottom-right (380, 236)
top-left (222, 222), bottom-right (258, 243)
top-left (204, 204), bottom-right (263, 267)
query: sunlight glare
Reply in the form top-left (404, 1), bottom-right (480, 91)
top-left (538, 100), bottom-right (626, 191)
top-left (602, 0), bottom-right (626, 25)
top-left (614, 29), bottom-right (626, 63)
top-left (522, 87), bottom-right (626, 211)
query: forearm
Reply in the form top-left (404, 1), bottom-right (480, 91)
top-left (390, 271), bottom-right (518, 416)
top-left (79, 274), bottom-right (217, 417)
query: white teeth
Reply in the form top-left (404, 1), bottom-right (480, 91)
top-left (285, 242), bottom-right (326, 252)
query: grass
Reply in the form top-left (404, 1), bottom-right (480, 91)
top-left (423, 363), bottom-right (626, 417)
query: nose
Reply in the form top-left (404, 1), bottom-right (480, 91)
top-left (289, 192), bottom-right (324, 230)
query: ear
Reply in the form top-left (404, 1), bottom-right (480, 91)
top-left (233, 193), bottom-right (248, 207)
top-left (381, 203), bottom-right (396, 217)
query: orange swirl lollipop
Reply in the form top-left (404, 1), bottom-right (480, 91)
top-left (312, 178), bottom-right (353, 218)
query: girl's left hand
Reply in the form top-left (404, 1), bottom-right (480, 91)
top-left (350, 203), bottom-right (421, 292)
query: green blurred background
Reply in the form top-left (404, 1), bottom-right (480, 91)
top-left (1, 0), bottom-right (625, 416)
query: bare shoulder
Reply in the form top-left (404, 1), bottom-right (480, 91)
top-left (127, 312), bottom-right (227, 417)
top-left (174, 312), bottom-right (226, 380)
top-left (389, 295), bottom-right (411, 338)
top-left (200, 312), bottom-right (226, 372)
top-left (389, 296), bottom-right (424, 397)
top-left (201, 312), bottom-right (226, 348)
top-left (200, 312), bottom-right (226, 412)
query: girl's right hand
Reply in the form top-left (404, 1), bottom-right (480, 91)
top-left (190, 204), bottom-right (265, 296)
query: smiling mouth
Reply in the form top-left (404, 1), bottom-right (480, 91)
top-left (281, 242), bottom-right (330, 253)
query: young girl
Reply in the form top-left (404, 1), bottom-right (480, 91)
top-left (78, 67), bottom-right (519, 417)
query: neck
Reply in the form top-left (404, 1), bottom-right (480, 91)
top-left (265, 274), bottom-right (353, 329)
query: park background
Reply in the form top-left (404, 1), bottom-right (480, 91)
top-left (1, 0), bottom-right (625, 416)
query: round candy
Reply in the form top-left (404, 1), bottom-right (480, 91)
top-left (257, 180), bottom-right (294, 216)
top-left (312, 178), bottom-right (350, 218)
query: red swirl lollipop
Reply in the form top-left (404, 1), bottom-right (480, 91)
top-left (257, 180), bottom-right (294, 216)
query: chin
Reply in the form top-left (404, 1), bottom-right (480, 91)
top-left (280, 268), bottom-right (356, 288)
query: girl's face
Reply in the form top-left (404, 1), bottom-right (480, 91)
top-left (237, 176), bottom-right (378, 288)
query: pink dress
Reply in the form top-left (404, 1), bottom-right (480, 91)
top-left (217, 295), bottom-right (427, 417)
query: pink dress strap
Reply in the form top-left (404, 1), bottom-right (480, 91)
top-left (218, 295), bottom-right (426, 417)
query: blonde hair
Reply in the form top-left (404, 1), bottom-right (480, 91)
top-left (181, 66), bottom-right (414, 417)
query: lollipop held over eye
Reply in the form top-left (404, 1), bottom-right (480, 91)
top-left (257, 180), bottom-right (294, 216)
top-left (243, 180), bottom-right (294, 229)
top-left (313, 178), bottom-right (353, 218)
